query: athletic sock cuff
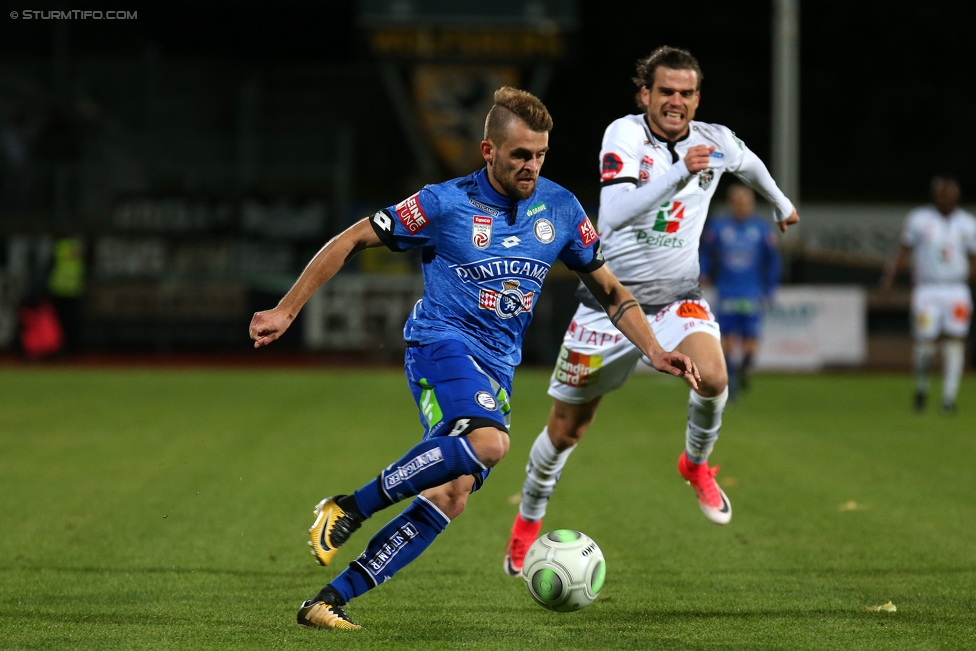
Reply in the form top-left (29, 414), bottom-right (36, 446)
top-left (337, 494), bottom-right (368, 520)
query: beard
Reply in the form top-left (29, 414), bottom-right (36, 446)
top-left (498, 174), bottom-right (537, 201)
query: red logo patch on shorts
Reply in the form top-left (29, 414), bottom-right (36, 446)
top-left (578, 217), bottom-right (598, 246)
top-left (953, 302), bottom-right (971, 321)
top-left (676, 302), bottom-right (710, 320)
top-left (394, 193), bottom-right (429, 234)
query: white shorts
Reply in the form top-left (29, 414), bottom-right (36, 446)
top-left (548, 300), bottom-right (721, 404)
top-left (912, 283), bottom-right (972, 340)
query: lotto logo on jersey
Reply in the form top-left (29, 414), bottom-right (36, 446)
top-left (394, 193), bottom-right (429, 234)
top-left (652, 201), bottom-right (685, 233)
top-left (601, 153), bottom-right (623, 181)
top-left (554, 345), bottom-right (602, 387)
top-left (578, 217), bottom-right (598, 246)
top-left (472, 215), bottom-right (492, 249)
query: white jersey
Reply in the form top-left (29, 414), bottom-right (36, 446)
top-left (901, 205), bottom-right (976, 285)
top-left (585, 114), bottom-right (793, 310)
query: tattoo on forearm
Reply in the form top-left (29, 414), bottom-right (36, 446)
top-left (609, 299), bottom-right (639, 327)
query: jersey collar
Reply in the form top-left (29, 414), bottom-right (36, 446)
top-left (643, 115), bottom-right (689, 164)
top-left (476, 168), bottom-right (515, 210)
top-left (643, 114), bottom-right (690, 145)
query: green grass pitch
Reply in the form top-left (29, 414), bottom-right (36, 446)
top-left (1, 367), bottom-right (974, 650)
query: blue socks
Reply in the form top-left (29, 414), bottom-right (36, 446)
top-left (329, 496), bottom-right (451, 602)
top-left (319, 436), bottom-right (486, 605)
top-left (352, 436), bottom-right (486, 517)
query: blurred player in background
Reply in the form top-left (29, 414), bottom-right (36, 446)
top-left (882, 177), bottom-right (976, 413)
top-left (700, 184), bottom-right (782, 401)
top-left (504, 46), bottom-right (800, 576)
top-left (249, 87), bottom-right (699, 629)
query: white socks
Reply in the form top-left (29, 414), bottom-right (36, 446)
top-left (914, 339), bottom-right (965, 404)
top-left (914, 340), bottom-right (936, 395)
top-left (519, 427), bottom-right (576, 522)
top-left (519, 388), bottom-right (731, 521)
top-left (685, 387), bottom-right (729, 464)
top-left (942, 339), bottom-right (965, 405)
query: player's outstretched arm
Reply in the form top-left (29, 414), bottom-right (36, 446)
top-left (732, 149), bottom-right (799, 232)
top-left (249, 218), bottom-right (383, 348)
top-left (577, 265), bottom-right (700, 389)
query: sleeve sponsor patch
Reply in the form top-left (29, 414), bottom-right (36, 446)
top-left (578, 217), bottom-right (598, 246)
top-left (600, 153), bottom-right (624, 181)
top-left (394, 193), bottom-right (430, 234)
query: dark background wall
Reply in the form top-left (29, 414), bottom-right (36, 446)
top-left (1, 0), bottom-right (972, 206)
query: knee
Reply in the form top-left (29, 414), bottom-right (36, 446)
top-left (696, 359), bottom-right (728, 397)
top-left (548, 418), bottom-right (588, 449)
top-left (548, 403), bottom-right (597, 450)
top-left (467, 427), bottom-right (509, 467)
top-left (422, 481), bottom-right (472, 520)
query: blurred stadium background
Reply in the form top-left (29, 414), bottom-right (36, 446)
top-left (0, 0), bottom-right (972, 370)
top-left (4, 3), bottom-right (976, 648)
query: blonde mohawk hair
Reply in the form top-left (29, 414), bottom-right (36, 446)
top-left (484, 87), bottom-right (553, 144)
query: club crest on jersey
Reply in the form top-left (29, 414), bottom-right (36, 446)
top-left (601, 153), bottom-right (623, 181)
top-left (698, 169), bottom-right (715, 191)
top-left (474, 391), bottom-right (498, 411)
top-left (479, 280), bottom-right (535, 319)
top-left (534, 218), bottom-right (555, 244)
top-left (472, 215), bottom-right (492, 250)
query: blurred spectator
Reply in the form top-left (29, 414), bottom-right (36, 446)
top-left (18, 298), bottom-right (64, 360)
top-left (700, 184), bottom-right (781, 400)
top-left (882, 177), bottom-right (976, 413)
top-left (48, 236), bottom-right (86, 352)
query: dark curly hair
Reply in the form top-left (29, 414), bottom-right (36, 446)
top-left (632, 46), bottom-right (703, 108)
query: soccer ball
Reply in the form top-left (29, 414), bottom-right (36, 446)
top-left (521, 529), bottom-right (605, 612)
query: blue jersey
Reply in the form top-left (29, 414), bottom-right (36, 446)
top-left (700, 215), bottom-right (781, 303)
top-left (369, 168), bottom-right (604, 380)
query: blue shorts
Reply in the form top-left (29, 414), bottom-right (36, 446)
top-left (403, 339), bottom-right (513, 489)
top-left (716, 312), bottom-right (761, 339)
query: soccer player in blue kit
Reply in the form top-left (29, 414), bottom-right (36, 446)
top-left (700, 184), bottom-right (781, 399)
top-left (248, 87), bottom-right (700, 629)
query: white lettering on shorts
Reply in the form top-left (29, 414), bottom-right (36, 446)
top-left (554, 345), bottom-right (603, 388)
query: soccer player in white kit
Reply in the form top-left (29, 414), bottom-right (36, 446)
top-left (503, 46), bottom-right (800, 575)
top-left (882, 177), bottom-right (976, 413)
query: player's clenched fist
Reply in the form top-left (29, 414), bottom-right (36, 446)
top-left (249, 308), bottom-right (293, 348)
top-left (684, 145), bottom-right (715, 173)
